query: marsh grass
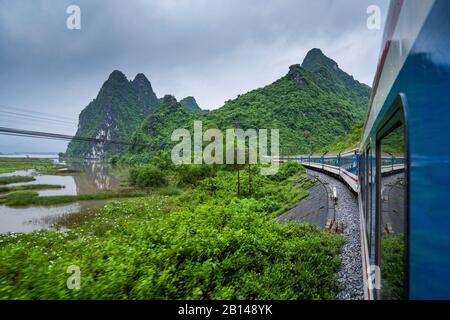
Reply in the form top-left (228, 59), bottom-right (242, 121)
top-left (0, 164), bottom-right (345, 300)
top-left (0, 175), bottom-right (36, 185)
top-left (38, 168), bottom-right (82, 176)
top-left (37, 207), bottom-right (101, 229)
top-left (0, 184), bottom-right (64, 194)
top-left (0, 190), bottom-right (147, 207)
top-left (0, 157), bottom-right (54, 174)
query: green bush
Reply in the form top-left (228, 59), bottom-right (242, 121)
top-left (0, 191), bottom-right (146, 207)
top-left (129, 167), bottom-right (140, 186)
top-left (150, 150), bottom-right (174, 171)
top-left (270, 160), bottom-right (305, 181)
top-left (129, 165), bottom-right (168, 188)
top-left (0, 207), bottom-right (340, 300)
top-left (176, 164), bottom-right (216, 186)
top-left (0, 170), bottom-right (344, 299)
top-left (381, 234), bottom-right (405, 299)
top-left (0, 175), bottom-right (36, 185)
top-left (0, 191), bottom-right (38, 206)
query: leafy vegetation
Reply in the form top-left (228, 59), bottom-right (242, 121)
top-left (0, 190), bottom-right (147, 207)
top-left (127, 49), bottom-right (370, 158)
top-left (176, 164), bottom-right (217, 186)
top-left (0, 175), bottom-right (36, 185)
top-left (381, 124), bottom-right (405, 156)
top-left (67, 48), bottom-right (370, 161)
top-left (0, 162), bottom-right (344, 299)
top-left (381, 234), bottom-right (405, 299)
top-left (319, 123), bottom-right (363, 153)
top-left (65, 71), bottom-right (160, 159)
top-left (180, 96), bottom-right (202, 112)
top-left (0, 158), bottom-right (55, 174)
top-left (0, 184), bottom-right (64, 194)
top-left (129, 165), bottom-right (168, 188)
top-left (270, 160), bottom-right (305, 182)
top-left (38, 167), bottom-right (81, 176)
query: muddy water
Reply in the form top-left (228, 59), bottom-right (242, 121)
top-left (0, 160), bottom-right (122, 234)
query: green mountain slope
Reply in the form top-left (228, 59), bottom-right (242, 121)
top-left (180, 96), bottom-right (202, 112)
top-left (129, 48), bottom-right (370, 156)
top-left (66, 71), bottom-right (160, 159)
top-left (130, 95), bottom-right (198, 154)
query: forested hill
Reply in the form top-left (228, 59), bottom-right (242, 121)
top-left (180, 96), bottom-right (202, 112)
top-left (66, 71), bottom-right (161, 159)
top-left (128, 48), bottom-right (371, 158)
top-left (65, 70), bottom-right (206, 159)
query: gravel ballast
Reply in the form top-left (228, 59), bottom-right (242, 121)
top-left (306, 169), bottom-right (364, 300)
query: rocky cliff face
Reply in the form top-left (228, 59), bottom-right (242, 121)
top-left (66, 71), bottom-right (160, 159)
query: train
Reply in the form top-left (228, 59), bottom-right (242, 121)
top-left (285, 0), bottom-right (450, 300)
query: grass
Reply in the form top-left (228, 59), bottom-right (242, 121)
top-left (0, 157), bottom-right (55, 174)
top-left (0, 190), bottom-right (148, 207)
top-left (38, 167), bottom-right (82, 176)
top-left (0, 175), bottom-right (36, 185)
top-left (0, 157), bottom-right (80, 176)
top-left (381, 234), bottom-right (405, 299)
top-left (36, 208), bottom-right (101, 229)
top-left (0, 184), bottom-right (64, 194)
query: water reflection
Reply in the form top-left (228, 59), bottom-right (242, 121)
top-left (72, 161), bottom-right (120, 194)
top-left (0, 201), bottom-right (106, 234)
top-left (379, 124), bottom-right (407, 300)
top-left (0, 160), bottom-right (123, 233)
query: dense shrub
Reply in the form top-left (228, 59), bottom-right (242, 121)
top-left (270, 160), bottom-right (305, 182)
top-left (129, 168), bottom-right (138, 186)
top-left (176, 164), bottom-right (216, 186)
top-left (0, 169), bottom-right (343, 299)
top-left (150, 150), bottom-right (174, 171)
top-left (381, 235), bottom-right (405, 299)
top-left (129, 165), bottom-right (168, 188)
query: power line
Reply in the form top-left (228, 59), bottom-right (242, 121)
top-left (0, 104), bottom-right (77, 122)
top-left (0, 115), bottom-right (77, 131)
top-left (0, 127), bottom-right (151, 149)
top-left (0, 109), bottom-right (76, 125)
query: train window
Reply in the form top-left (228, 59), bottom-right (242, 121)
top-left (360, 152), bottom-right (365, 215)
top-left (365, 148), bottom-right (371, 241)
top-left (376, 111), bottom-right (407, 300)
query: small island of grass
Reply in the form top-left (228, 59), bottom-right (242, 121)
top-left (0, 175), bottom-right (36, 185)
top-left (0, 184), bottom-right (65, 194)
top-left (0, 190), bottom-right (147, 207)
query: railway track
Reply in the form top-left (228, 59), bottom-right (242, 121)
top-left (305, 170), bottom-right (363, 300)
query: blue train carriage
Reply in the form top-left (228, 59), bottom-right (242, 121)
top-left (359, 0), bottom-right (450, 300)
top-left (288, 149), bottom-right (359, 192)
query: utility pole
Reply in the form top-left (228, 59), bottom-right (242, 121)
top-left (237, 162), bottom-right (240, 198)
top-left (236, 121), bottom-right (241, 198)
top-left (248, 163), bottom-right (252, 197)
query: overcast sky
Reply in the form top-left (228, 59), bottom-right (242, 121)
top-left (0, 0), bottom-right (389, 153)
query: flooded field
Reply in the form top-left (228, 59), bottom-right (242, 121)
top-left (0, 155), bottom-right (123, 233)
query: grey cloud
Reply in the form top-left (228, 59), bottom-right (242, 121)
top-left (0, 0), bottom-right (389, 152)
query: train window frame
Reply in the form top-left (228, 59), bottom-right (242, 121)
top-left (375, 94), bottom-right (409, 300)
top-left (365, 147), bottom-right (371, 239)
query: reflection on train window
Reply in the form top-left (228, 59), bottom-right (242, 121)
top-left (367, 148), bottom-right (374, 256)
top-left (379, 123), bottom-right (406, 300)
